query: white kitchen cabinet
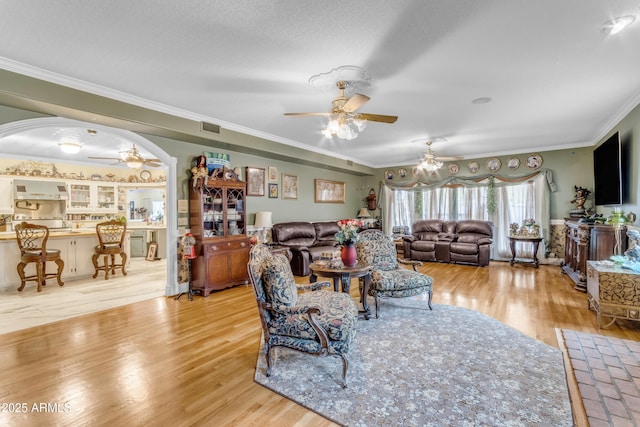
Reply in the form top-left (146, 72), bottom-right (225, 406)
top-left (0, 177), bottom-right (14, 214)
top-left (66, 181), bottom-right (117, 213)
top-left (50, 235), bottom-right (98, 279)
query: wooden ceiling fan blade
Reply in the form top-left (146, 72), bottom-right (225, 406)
top-left (88, 156), bottom-right (121, 160)
top-left (357, 113), bottom-right (398, 123)
top-left (284, 112), bottom-right (331, 117)
top-left (342, 93), bottom-right (370, 113)
top-left (145, 161), bottom-right (162, 167)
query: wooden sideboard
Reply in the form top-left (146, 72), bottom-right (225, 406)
top-left (561, 220), bottom-right (627, 292)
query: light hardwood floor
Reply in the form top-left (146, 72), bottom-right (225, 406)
top-left (1, 261), bottom-right (639, 427)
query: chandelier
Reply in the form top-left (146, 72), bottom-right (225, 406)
top-left (321, 112), bottom-right (367, 140)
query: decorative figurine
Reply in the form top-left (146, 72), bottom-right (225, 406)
top-left (569, 185), bottom-right (591, 218)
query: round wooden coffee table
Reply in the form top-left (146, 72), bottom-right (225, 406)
top-left (309, 262), bottom-right (372, 319)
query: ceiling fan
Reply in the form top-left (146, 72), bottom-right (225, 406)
top-left (284, 80), bottom-right (398, 140)
top-left (89, 144), bottom-right (162, 168)
top-left (417, 140), bottom-right (463, 172)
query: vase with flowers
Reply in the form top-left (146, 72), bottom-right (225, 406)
top-left (335, 219), bottom-right (362, 267)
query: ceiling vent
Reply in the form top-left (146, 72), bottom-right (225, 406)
top-left (201, 121), bottom-right (221, 134)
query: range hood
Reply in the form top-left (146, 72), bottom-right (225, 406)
top-left (14, 179), bottom-right (69, 201)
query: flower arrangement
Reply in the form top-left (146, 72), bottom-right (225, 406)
top-left (523, 218), bottom-right (536, 227)
top-left (335, 219), bottom-right (362, 245)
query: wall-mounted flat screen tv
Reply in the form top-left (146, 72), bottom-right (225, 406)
top-left (593, 131), bottom-right (622, 206)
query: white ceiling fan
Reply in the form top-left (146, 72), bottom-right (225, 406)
top-left (416, 140), bottom-right (463, 172)
top-left (89, 144), bottom-right (161, 168)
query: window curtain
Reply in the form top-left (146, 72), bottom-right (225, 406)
top-left (381, 169), bottom-right (555, 264)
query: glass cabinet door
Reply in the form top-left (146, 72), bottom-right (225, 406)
top-left (68, 183), bottom-right (91, 211)
top-left (96, 185), bottom-right (116, 211)
top-left (226, 187), bottom-right (245, 236)
top-left (202, 186), bottom-right (223, 238)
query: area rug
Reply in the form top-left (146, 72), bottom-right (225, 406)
top-left (254, 299), bottom-right (572, 426)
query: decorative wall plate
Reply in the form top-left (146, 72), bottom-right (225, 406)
top-left (467, 161), bottom-right (480, 174)
top-left (398, 168), bottom-right (407, 178)
top-left (411, 166), bottom-right (421, 177)
top-left (448, 163), bottom-right (459, 175)
top-left (526, 153), bottom-right (542, 169)
top-left (140, 170), bottom-right (152, 182)
top-left (486, 158), bottom-right (501, 172)
top-left (385, 170), bottom-right (395, 180)
top-left (507, 157), bottom-right (520, 169)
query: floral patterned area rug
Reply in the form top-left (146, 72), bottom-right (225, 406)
top-left (254, 299), bottom-right (573, 426)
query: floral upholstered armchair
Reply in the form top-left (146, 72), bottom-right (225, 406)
top-left (357, 229), bottom-right (433, 318)
top-left (248, 244), bottom-right (358, 387)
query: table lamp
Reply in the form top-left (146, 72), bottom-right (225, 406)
top-left (254, 211), bottom-right (273, 243)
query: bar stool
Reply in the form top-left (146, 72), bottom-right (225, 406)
top-left (92, 220), bottom-right (127, 280)
top-left (15, 222), bottom-right (65, 292)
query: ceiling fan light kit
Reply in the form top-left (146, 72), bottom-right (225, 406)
top-left (58, 141), bottom-right (82, 154)
top-left (416, 139), bottom-right (463, 173)
top-left (286, 66), bottom-right (397, 140)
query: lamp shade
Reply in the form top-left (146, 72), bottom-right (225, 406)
top-left (254, 211), bottom-right (273, 228)
top-left (357, 208), bottom-right (371, 218)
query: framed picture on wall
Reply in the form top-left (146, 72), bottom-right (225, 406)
top-left (282, 174), bottom-right (299, 199)
top-left (314, 179), bottom-right (345, 203)
top-left (246, 167), bottom-right (265, 196)
top-left (268, 183), bottom-right (278, 198)
top-left (268, 166), bottom-right (278, 182)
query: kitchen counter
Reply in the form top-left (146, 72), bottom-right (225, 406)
top-left (0, 229), bottom-right (98, 240)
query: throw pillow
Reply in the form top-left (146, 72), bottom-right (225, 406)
top-left (263, 254), bottom-right (297, 307)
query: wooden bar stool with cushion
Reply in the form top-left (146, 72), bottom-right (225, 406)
top-left (92, 219), bottom-right (127, 280)
top-left (15, 222), bottom-right (65, 292)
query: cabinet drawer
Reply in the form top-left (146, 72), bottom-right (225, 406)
top-left (205, 239), bottom-right (249, 253)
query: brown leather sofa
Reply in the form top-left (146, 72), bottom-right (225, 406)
top-left (271, 221), bottom-right (340, 276)
top-left (403, 220), bottom-right (493, 266)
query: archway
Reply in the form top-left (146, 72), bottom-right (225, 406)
top-left (0, 117), bottom-right (179, 296)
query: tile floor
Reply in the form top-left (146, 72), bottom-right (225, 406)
top-left (562, 329), bottom-right (640, 427)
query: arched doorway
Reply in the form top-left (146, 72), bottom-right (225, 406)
top-left (0, 117), bottom-right (179, 296)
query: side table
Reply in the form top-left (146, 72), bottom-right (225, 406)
top-left (309, 262), bottom-right (372, 319)
top-left (509, 236), bottom-right (543, 268)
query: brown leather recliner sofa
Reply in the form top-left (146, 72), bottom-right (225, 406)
top-left (271, 221), bottom-right (340, 276)
top-left (402, 219), bottom-right (493, 266)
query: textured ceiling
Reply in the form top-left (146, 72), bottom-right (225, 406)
top-left (1, 0), bottom-right (640, 168)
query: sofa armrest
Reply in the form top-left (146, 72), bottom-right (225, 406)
top-left (476, 237), bottom-right (493, 245)
top-left (402, 235), bottom-right (416, 242)
top-left (437, 232), bottom-right (457, 242)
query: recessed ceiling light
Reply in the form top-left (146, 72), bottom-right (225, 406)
top-left (471, 97), bottom-right (491, 105)
top-left (602, 15), bottom-right (636, 35)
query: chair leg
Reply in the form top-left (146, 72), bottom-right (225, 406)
top-left (36, 262), bottom-right (43, 292)
top-left (265, 343), bottom-right (273, 377)
top-left (92, 253), bottom-right (99, 278)
top-left (17, 262), bottom-right (27, 291)
top-left (103, 254), bottom-right (110, 280)
top-left (427, 288), bottom-right (433, 310)
top-left (55, 258), bottom-right (65, 286)
top-left (374, 294), bottom-right (380, 319)
top-left (120, 252), bottom-right (128, 276)
top-left (339, 353), bottom-right (349, 388)
top-left (110, 254), bottom-right (116, 274)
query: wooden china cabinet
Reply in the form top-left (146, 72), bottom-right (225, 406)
top-left (189, 176), bottom-right (250, 296)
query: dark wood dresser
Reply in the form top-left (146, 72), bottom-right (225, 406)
top-left (561, 220), bottom-right (627, 292)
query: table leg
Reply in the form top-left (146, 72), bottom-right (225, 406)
top-left (310, 273), bottom-right (317, 283)
top-left (509, 239), bottom-right (516, 266)
top-left (333, 278), bottom-right (340, 292)
top-left (361, 274), bottom-right (371, 320)
top-left (532, 240), bottom-right (540, 268)
top-left (340, 273), bottom-right (350, 293)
